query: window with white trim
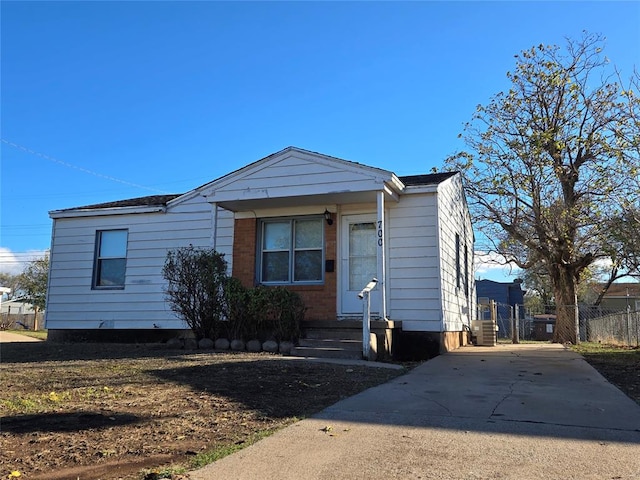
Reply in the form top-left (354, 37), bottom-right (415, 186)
top-left (93, 229), bottom-right (128, 288)
top-left (259, 217), bottom-right (323, 284)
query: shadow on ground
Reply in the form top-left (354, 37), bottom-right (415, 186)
top-left (1, 411), bottom-right (143, 434)
top-left (0, 341), bottom-right (193, 364)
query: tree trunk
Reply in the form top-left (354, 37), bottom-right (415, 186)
top-left (551, 266), bottom-right (578, 344)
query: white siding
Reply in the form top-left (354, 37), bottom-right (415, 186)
top-left (386, 193), bottom-right (443, 332)
top-left (203, 152), bottom-right (390, 202)
top-left (435, 175), bottom-right (475, 332)
top-left (214, 207), bottom-right (234, 271)
top-left (45, 195), bottom-right (232, 330)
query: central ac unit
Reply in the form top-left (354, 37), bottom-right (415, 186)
top-left (471, 320), bottom-right (497, 346)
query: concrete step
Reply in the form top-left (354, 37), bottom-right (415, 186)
top-left (294, 320), bottom-right (401, 361)
top-left (303, 329), bottom-right (363, 341)
top-left (289, 345), bottom-right (364, 360)
top-left (297, 338), bottom-right (362, 350)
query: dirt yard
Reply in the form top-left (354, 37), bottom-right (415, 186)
top-left (2, 340), bottom-right (637, 480)
top-left (0, 342), bottom-right (403, 480)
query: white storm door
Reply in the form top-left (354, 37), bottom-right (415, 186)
top-left (340, 214), bottom-right (380, 315)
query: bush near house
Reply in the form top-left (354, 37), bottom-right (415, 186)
top-left (162, 247), bottom-right (227, 340)
top-left (247, 286), bottom-right (305, 342)
top-left (163, 247), bottom-right (305, 343)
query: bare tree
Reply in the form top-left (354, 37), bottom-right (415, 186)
top-left (447, 33), bottom-right (640, 343)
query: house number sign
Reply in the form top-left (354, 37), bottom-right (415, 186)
top-left (377, 220), bottom-right (383, 247)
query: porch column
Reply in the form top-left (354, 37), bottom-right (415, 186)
top-left (376, 191), bottom-right (387, 320)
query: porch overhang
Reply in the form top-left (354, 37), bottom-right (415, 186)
top-left (203, 184), bottom-right (400, 212)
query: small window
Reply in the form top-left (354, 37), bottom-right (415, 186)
top-left (93, 230), bottom-right (128, 288)
top-left (259, 217), bottom-right (323, 284)
top-left (455, 233), bottom-right (461, 289)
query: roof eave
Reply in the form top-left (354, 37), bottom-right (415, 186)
top-left (49, 205), bottom-right (167, 219)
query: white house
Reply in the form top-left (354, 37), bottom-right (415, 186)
top-left (46, 147), bottom-right (475, 358)
top-left (1, 298), bottom-right (37, 315)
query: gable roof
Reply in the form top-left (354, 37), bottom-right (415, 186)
top-left (196, 146), bottom-right (398, 193)
top-left (195, 146), bottom-right (408, 210)
top-left (49, 147), bottom-right (460, 216)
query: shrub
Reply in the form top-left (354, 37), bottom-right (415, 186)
top-left (224, 277), bottom-right (250, 340)
top-left (162, 246), bottom-right (227, 340)
top-left (163, 248), bottom-right (305, 343)
top-left (248, 286), bottom-right (305, 342)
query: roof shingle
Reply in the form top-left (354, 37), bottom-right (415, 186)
top-left (64, 194), bottom-right (182, 211)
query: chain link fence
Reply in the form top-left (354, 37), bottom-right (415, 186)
top-left (491, 303), bottom-right (639, 346)
top-left (477, 302), bottom-right (527, 340)
top-left (585, 308), bottom-right (639, 346)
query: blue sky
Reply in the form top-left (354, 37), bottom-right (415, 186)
top-left (1, 1), bottom-right (639, 279)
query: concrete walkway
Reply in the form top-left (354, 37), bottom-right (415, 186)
top-left (190, 344), bottom-right (640, 480)
top-left (0, 331), bottom-right (43, 342)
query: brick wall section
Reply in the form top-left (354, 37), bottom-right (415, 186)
top-left (232, 218), bottom-right (257, 287)
top-left (231, 217), bottom-right (337, 321)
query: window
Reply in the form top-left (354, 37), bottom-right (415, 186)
top-left (93, 230), bottom-right (128, 288)
top-left (348, 222), bottom-right (377, 290)
top-left (464, 243), bottom-right (469, 298)
top-left (455, 233), bottom-right (461, 289)
top-left (259, 218), bottom-right (323, 284)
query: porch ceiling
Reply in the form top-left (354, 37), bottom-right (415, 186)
top-left (214, 189), bottom-right (390, 212)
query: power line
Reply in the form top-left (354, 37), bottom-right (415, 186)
top-left (0, 248), bottom-right (49, 254)
top-left (1, 139), bottom-right (169, 194)
top-left (1, 224), bottom-right (51, 229)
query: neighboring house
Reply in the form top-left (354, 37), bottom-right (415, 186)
top-left (46, 147), bottom-right (475, 356)
top-left (0, 298), bottom-right (40, 330)
top-left (1, 298), bottom-right (37, 315)
top-left (476, 279), bottom-right (525, 307)
top-left (475, 279), bottom-right (525, 337)
top-left (592, 283), bottom-right (640, 312)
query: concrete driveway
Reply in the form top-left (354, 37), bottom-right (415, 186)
top-left (0, 331), bottom-right (43, 342)
top-left (190, 343), bottom-right (640, 480)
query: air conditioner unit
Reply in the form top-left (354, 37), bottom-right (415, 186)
top-left (471, 320), bottom-right (497, 346)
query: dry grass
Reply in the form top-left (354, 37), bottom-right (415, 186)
top-left (0, 341), bottom-right (403, 480)
top-left (571, 342), bottom-right (640, 406)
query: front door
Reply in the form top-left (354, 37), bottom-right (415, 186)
top-left (340, 214), bottom-right (380, 315)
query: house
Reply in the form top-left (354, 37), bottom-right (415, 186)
top-left (1, 298), bottom-right (37, 315)
top-left (45, 147), bottom-right (475, 357)
top-left (590, 282), bottom-right (640, 312)
top-left (475, 279), bottom-right (525, 338)
top-left (0, 298), bottom-right (40, 330)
